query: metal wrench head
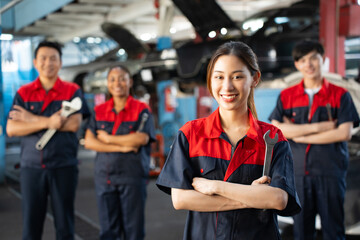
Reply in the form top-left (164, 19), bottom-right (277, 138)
top-left (36, 97), bottom-right (83, 150)
top-left (263, 130), bottom-right (278, 146)
top-left (262, 130), bottom-right (279, 176)
top-left (61, 97), bottom-right (82, 117)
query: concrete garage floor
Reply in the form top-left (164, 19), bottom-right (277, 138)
top-left (74, 150), bottom-right (187, 240)
top-left (2, 147), bottom-right (187, 240)
top-left (2, 146), bottom-right (360, 240)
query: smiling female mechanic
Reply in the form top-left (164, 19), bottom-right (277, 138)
top-left (84, 65), bottom-right (155, 240)
top-left (156, 41), bottom-right (301, 240)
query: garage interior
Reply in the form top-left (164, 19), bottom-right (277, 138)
top-left (0, 0), bottom-right (360, 239)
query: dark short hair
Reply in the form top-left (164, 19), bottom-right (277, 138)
top-left (292, 39), bottom-right (324, 61)
top-left (107, 65), bottom-right (132, 78)
top-left (34, 41), bottom-right (62, 59)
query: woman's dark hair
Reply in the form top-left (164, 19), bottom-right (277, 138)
top-left (34, 41), bottom-right (62, 59)
top-left (107, 65), bottom-right (131, 78)
top-left (206, 41), bottom-right (260, 119)
top-left (106, 65), bottom-right (133, 99)
top-left (292, 39), bottom-right (324, 62)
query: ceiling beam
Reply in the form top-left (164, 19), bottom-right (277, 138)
top-left (106, 0), bottom-right (157, 23)
top-left (22, 25), bottom-right (74, 35)
top-left (78, 0), bottom-right (137, 5)
top-left (44, 18), bottom-right (89, 26)
top-left (34, 19), bottom-right (88, 28)
top-left (158, 0), bottom-right (175, 36)
top-left (53, 0), bottom-right (157, 43)
top-left (46, 12), bottom-right (105, 21)
top-left (62, 3), bottom-right (110, 13)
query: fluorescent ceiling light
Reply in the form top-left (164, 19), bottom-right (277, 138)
top-left (220, 28), bottom-right (227, 35)
top-left (118, 48), bottom-right (125, 55)
top-left (208, 31), bottom-right (216, 38)
top-left (0, 34), bottom-right (13, 41)
top-left (73, 37), bottom-right (81, 43)
top-left (170, 28), bottom-right (176, 34)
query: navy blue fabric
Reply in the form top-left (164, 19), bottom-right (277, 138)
top-left (9, 78), bottom-right (88, 240)
top-left (269, 79), bottom-right (359, 177)
top-left (95, 181), bottom-right (147, 240)
top-left (269, 79), bottom-right (359, 240)
top-left (87, 96), bottom-right (155, 240)
top-left (293, 176), bottom-right (346, 240)
top-left (20, 166), bottom-right (78, 240)
top-left (156, 109), bottom-right (301, 240)
top-left (87, 97), bottom-right (156, 184)
top-left (8, 78), bottom-right (90, 169)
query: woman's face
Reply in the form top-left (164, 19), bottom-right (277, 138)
top-left (107, 67), bottom-right (132, 98)
top-left (211, 55), bottom-right (259, 112)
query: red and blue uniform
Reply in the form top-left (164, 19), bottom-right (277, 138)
top-left (8, 77), bottom-right (90, 240)
top-left (269, 79), bottom-right (360, 239)
top-left (156, 108), bottom-right (301, 240)
top-left (87, 96), bottom-right (155, 240)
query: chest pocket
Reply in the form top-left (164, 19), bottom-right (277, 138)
top-left (24, 102), bottom-right (42, 115)
top-left (315, 106), bottom-right (333, 122)
top-left (192, 157), bottom-right (225, 180)
top-left (96, 121), bottom-right (113, 133)
top-left (288, 107), bottom-right (307, 123)
top-left (116, 122), bottom-right (136, 135)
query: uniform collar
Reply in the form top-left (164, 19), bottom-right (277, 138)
top-left (203, 108), bottom-right (223, 138)
top-left (108, 95), bottom-right (134, 113)
top-left (34, 77), bottom-right (62, 92)
top-left (316, 78), bottom-right (330, 97)
top-left (296, 78), bottom-right (330, 96)
top-left (204, 108), bottom-right (264, 146)
top-left (246, 111), bottom-right (265, 146)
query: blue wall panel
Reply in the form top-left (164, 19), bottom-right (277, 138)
top-left (254, 88), bottom-right (282, 123)
top-left (14, 0), bottom-right (72, 31)
top-left (0, 0), bottom-right (15, 30)
top-left (0, 28), bottom-right (5, 183)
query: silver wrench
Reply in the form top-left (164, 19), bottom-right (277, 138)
top-left (137, 113), bottom-right (149, 132)
top-left (262, 130), bottom-right (278, 176)
top-left (35, 97), bottom-right (82, 150)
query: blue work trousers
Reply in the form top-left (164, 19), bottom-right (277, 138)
top-left (293, 175), bottom-right (346, 240)
top-left (95, 180), bottom-right (147, 240)
top-left (20, 166), bottom-right (78, 240)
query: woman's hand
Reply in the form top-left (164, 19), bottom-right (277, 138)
top-left (118, 145), bottom-right (139, 153)
top-left (251, 176), bottom-right (271, 186)
top-left (193, 175), bottom-right (271, 196)
top-left (192, 177), bottom-right (218, 195)
top-left (97, 130), bottom-right (111, 144)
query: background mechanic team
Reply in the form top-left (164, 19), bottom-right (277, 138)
top-left (5, 39), bottom-right (360, 239)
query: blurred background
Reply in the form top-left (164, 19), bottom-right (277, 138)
top-left (0, 0), bottom-right (360, 239)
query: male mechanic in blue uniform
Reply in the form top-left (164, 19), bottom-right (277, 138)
top-left (7, 41), bottom-right (89, 240)
top-left (269, 40), bottom-right (359, 240)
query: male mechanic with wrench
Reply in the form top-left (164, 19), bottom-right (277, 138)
top-left (269, 40), bottom-right (359, 240)
top-left (7, 41), bottom-right (89, 240)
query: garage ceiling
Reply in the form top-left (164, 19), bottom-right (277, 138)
top-left (13, 0), bottom-right (300, 44)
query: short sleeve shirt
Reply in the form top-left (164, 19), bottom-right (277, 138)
top-left (156, 109), bottom-right (301, 240)
top-left (8, 77), bottom-right (90, 169)
top-left (87, 96), bottom-right (156, 185)
top-left (269, 79), bottom-right (360, 177)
